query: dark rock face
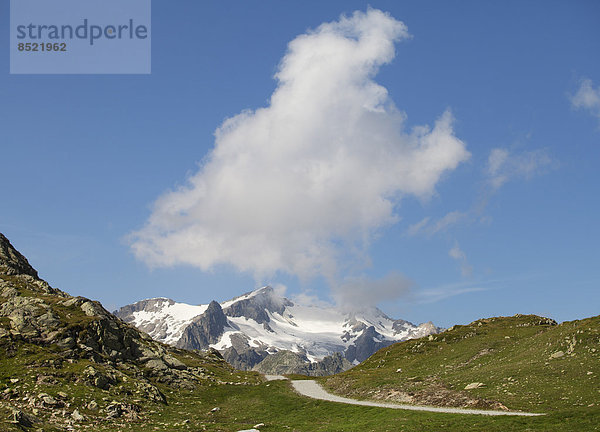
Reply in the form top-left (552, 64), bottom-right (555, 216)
top-left (316, 352), bottom-right (353, 375)
top-left (222, 346), bottom-right (269, 370)
top-left (252, 350), bottom-right (352, 376)
top-left (176, 301), bottom-right (227, 350)
top-left (345, 326), bottom-right (394, 363)
top-left (219, 333), bottom-right (270, 370)
top-left (0, 233), bottom-right (39, 278)
top-left (223, 286), bottom-right (293, 324)
top-left (392, 318), bottom-right (411, 333)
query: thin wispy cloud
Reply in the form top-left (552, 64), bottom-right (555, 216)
top-left (129, 9), bottom-right (470, 287)
top-left (448, 242), bottom-right (473, 277)
top-left (405, 146), bottom-right (554, 240)
top-left (407, 211), bottom-right (466, 237)
top-left (416, 282), bottom-right (488, 304)
top-left (571, 78), bottom-right (600, 125)
top-left (486, 147), bottom-right (553, 190)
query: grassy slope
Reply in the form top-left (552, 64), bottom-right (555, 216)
top-left (311, 314), bottom-right (600, 430)
top-left (2, 377), bottom-right (600, 431)
top-left (138, 379), bottom-right (600, 432)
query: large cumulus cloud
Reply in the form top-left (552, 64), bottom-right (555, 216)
top-left (130, 9), bottom-right (470, 282)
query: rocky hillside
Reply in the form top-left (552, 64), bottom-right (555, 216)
top-left (322, 314), bottom-right (600, 413)
top-left (115, 287), bottom-right (440, 375)
top-left (0, 233), bottom-right (261, 431)
top-left (252, 351), bottom-right (352, 377)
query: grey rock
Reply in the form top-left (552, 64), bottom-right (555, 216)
top-left (71, 409), bottom-right (85, 421)
top-left (163, 354), bottom-right (187, 370)
top-left (81, 301), bottom-right (104, 317)
top-left (84, 366), bottom-right (115, 390)
top-left (1, 285), bottom-right (18, 297)
top-left (146, 358), bottom-right (168, 371)
top-left (0, 233), bottom-right (39, 278)
top-left (57, 337), bottom-right (76, 350)
top-left (11, 409), bottom-right (36, 427)
top-left (38, 393), bottom-right (61, 407)
top-left (135, 381), bottom-right (167, 404)
top-left (253, 350), bottom-right (352, 376)
top-left (176, 301), bottom-right (227, 350)
top-left (222, 345), bottom-right (269, 370)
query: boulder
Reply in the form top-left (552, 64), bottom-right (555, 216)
top-left (10, 409), bottom-right (36, 427)
top-left (163, 354), bottom-right (187, 370)
top-left (71, 409), bottom-right (85, 421)
top-left (464, 382), bottom-right (485, 390)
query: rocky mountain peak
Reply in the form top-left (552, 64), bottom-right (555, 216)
top-left (176, 300), bottom-right (227, 350)
top-left (115, 297), bottom-right (176, 317)
top-left (0, 233), bottom-right (39, 278)
top-left (223, 285), bottom-right (294, 324)
top-left (118, 284), bottom-right (441, 375)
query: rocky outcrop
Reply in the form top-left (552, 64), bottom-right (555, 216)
top-left (252, 350), bottom-right (352, 376)
top-left (0, 233), bottom-right (38, 278)
top-left (0, 232), bottom-right (247, 429)
top-left (223, 346), bottom-right (270, 371)
top-left (317, 352), bottom-right (353, 375)
top-left (176, 301), bottom-right (227, 350)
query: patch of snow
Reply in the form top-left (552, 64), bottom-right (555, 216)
top-left (131, 300), bottom-right (208, 345)
top-left (220, 286), bottom-right (269, 309)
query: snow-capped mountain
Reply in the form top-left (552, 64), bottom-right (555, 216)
top-left (114, 286), bottom-right (439, 373)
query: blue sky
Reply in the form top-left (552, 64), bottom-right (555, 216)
top-left (1, 1), bottom-right (599, 328)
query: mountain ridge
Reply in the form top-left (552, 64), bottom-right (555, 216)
top-left (115, 285), bottom-right (440, 374)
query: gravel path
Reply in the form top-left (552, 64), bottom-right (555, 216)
top-left (290, 380), bottom-right (544, 416)
top-left (264, 375), bottom-right (287, 381)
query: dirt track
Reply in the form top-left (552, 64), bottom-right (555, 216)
top-left (289, 379), bottom-right (544, 417)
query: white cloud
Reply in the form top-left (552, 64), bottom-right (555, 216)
top-left (416, 283), bottom-right (486, 304)
top-left (333, 272), bottom-right (413, 311)
top-left (448, 242), bottom-right (473, 277)
top-left (406, 217), bottom-right (430, 236)
top-left (129, 9), bottom-right (470, 282)
top-left (571, 78), bottom-right (600, 124)
top-left (407, 211), bottom-right (465, 237)
top-left (486, 147), bottom-right (552, 190)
